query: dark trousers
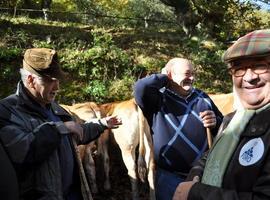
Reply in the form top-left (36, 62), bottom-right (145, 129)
top-left (155, 168), bottom-right (184, 200)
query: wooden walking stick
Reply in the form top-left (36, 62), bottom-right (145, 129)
top-left (72, 137), bottom-right (93, 200)
top-left (206, 127), bottom-right (213, 148)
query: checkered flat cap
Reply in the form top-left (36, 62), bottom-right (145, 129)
top-left (223, 29), bottom-right (270, 63)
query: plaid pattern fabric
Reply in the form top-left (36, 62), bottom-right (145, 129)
top-left (154, 88), bottom-right (218, 173)
top-left (223, 29), bottom-right (270, 63)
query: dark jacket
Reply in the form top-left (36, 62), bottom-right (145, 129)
top-left (0, 141), bottom-right (19, 200)
top-left (0, 82), bottom-right (106, 200)
top-left (188, 108), bottom-right (270, 200)
top-left (134, 74), bottom-right (223, 174)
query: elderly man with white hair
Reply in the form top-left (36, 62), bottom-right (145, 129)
top-left (0, 48), bottom-right (122, 200)
top-left (134, 57), bottom-right (223, 200)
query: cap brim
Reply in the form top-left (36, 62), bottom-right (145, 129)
top-left (23, 59), bottom-right (67, 80)
top-left (41, 67), bottom-right (67, 80)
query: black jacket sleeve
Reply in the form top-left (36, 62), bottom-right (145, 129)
top-left (0, 121), bottom-right (65, 167)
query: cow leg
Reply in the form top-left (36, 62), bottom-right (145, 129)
top-left (83, 143), bottom-right (98, 194)
top-left (143, 122), bottom-right (156, 200)
top-left (97, 130), bottom-right (111, 191)
top-left (121, 147), bottom-right (139, 200)
top-left (145, 139), bottom-right (156, 200)
top-left (148, 162), bottom-right (156, 200)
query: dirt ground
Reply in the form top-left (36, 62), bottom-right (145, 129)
top-left (91, 138), bottom-right (150, 200)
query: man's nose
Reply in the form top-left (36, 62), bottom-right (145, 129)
top-left (188, 74), bottom-right (194, 80)
top-left (243, 68), bottom-right (258, 81)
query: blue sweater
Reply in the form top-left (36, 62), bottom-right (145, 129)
top-left (134, 74), bottom-right (223, 174)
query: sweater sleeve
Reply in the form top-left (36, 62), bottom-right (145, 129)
top-left (134, 74), bottom-right (169, 115)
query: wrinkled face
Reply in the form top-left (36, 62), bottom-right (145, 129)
top-left (28, 74), bottom-right (60, 106)
top-left (230, 57), bottom-right (270, 109)
top-left (169, 61), bottom-right (194, 93)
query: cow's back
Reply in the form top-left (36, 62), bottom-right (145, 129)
top-left (209, 93), bottom-right (234, 115)
top-left (102, 99), bottom-right (140, 147)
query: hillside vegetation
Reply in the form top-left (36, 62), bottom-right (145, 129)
top-left (0, 14), bottom-right (234, 104)
top-left (2, 0), bottom-right (270, 104)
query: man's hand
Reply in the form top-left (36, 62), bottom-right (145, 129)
top-left (105, 115), bottom-right (122, 129)
top-left (172, 176), bottom-right (200, 200)
top-left (200, 110), bottom-right (216, 129)
top-left (64, 121), bottom-right (83, 141)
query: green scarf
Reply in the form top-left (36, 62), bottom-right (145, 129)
top-left (202, 103), bottom-right (270, 187)
top-left (201, 108), bottom-right (255, 187)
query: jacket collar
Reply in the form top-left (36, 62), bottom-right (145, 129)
top-left (160, 87), bottom-right (195, 100)
top-left (241, 107), bottom-right (270, 137)
top-left (225, 107), bottom-right (270, 137)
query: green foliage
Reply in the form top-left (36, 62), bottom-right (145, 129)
top-left (83, 80), bottom-right (108, 103)
top-left (108, 77), bottom-right (135, 101)
top-left (59, 28), bottom-right (142, 103)
top-left (163, 35), bottom-right (233, 94)
top-left (0, 47), bottom-right (22, 60)
top-left (158, 0), bottom-right (270, 41)
top-left (51, 0), bottom-right (77, 11)
top-left (0, 57), bottom-right (21, 97)
top-left (2, 0), bottom-right (270, 104)
top-left (0, 16), bottom-right (146, 103)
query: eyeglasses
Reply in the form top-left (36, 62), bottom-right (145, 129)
top-left (229, 63), bottom-right (270, 77)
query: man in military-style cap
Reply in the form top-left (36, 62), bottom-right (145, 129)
top-left (0, 48), bottom-right (122, 200)
top-left (173, 29), bottom-right (270, 200)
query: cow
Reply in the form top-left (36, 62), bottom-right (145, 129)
top-left (209, 92), bottom-right (235, 115)
top-left (62, 99), bottom-right (155, 200)
top-left (60, 102), bottom-right (110, 194)
top-left (100, 98), bottom-right (155, 200)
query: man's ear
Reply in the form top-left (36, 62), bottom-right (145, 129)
top-left (167, 71), bottom-right (172, 79)
top-left (161, 67), bottom-right (167, 74)
top-left (27, 74), bottom-right (35, 88)
top-left (161, 67), bottom-right (173, 79)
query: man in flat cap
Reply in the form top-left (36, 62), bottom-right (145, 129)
top-left (173, 29), bottom-right (270, 200)
top-left (0, 48), bottom-right (122, 200)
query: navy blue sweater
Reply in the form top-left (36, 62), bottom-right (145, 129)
top-left (134, 74), bottom-right (223, 174)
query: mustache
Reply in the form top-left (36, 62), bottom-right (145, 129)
top-left (181, 80), bottom-right (193, 85)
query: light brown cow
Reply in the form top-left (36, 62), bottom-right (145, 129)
top-left (209, 92), bottom-right (235, 115)
top-left (100, 98), bottom-right (155, 200)
top-left (60, 102), bottom-right (110, 194)
top-left (62, 99), bottom-right (155, 200)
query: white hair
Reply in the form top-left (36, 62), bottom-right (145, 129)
top-left (20, 68), bottom-right (31, 86)
top-left (19, 68), bottom-right (42, 86)
top-left (162, 58), bottom-right (193, 74)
